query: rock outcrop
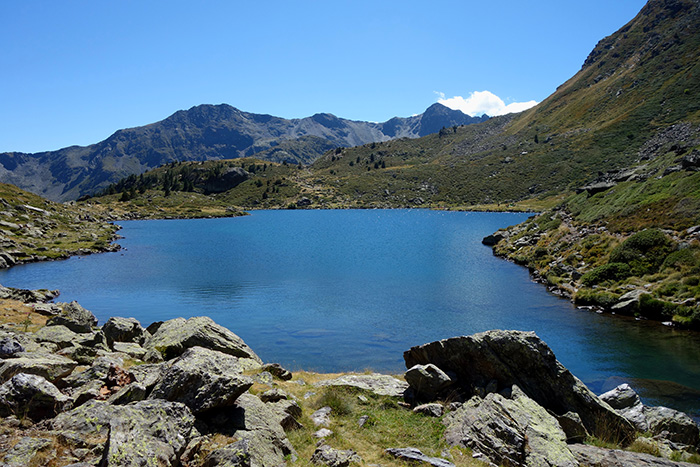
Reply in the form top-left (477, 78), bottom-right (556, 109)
top-left (404, 330), bottom-right (634, 442)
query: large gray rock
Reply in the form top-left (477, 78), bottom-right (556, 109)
top-left (144, 316), bottom-right (261, 362)
top-left (149, 346), bottom-right (253, 414)
top-left (385, 448), bottom-right (453, 467)
top-left (0, 373), bottom-right (70, 421)
top-left (645, 406), bottom-right (700, 446)
top-left (201, 393), bottom-right (297, 467)
top-left (0, 352), bottom-right (77, 384)
top-left (102, 317), bottom-right (147, 346)
top-left (46, 301), bottom-right (97, 333)
top-left (52, 399), bottom-right (195, 466)
top-left (33, 324), bottom-right (81, 349)
top-left (444, 386), bottom-right (578, 467)
top-left (405, 330), bottom-right (634, 442)
top-left (570, 443), bottom-right (699, 466)
top-left (61, 356), bottom-right (121, 388)
top-left (601, 384), bottom-right (700, 446)
top-left (315, 373), bottom-right (408, 397)
top-left (404, 363), bottom-right (454, 400)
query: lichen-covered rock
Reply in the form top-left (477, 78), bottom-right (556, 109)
top-left (144, 316), bottom-right (261, 362)
top-left (444, 386), bottom-right (578, 467)
top-left (52, 399), bottom-right (195, 466)
top-left (0, 373), bottom-right (69, 420)
top-left (46, 301), bottom-right (97, 333)
top-left (0, 436), bottom-right (53, 467)
top-left (315, 373), bottom-right (408, 397)
top-left (311, 406), bottom-right (332, 426)
top-left (203, 439), bottom-right (251, 467)
top-left (404, 363), bottom-right (454, 401)
top-left (148, 346), bottom-right (253, 414)
top-left (201, 393), bottom-right (297, 467)
top-left (0, 351), bottom-right (77, 384)
top-left (311, 443), bottom-right (361, 467)
top-left (405, 330), bottom-right (634, 442)
top-left (111, 342), bottom-right (147, 359)
top-left (102, 400), bottom-right (195, 467)
top-left (33, 325), bottom-right (81, 349)
top-left (102, 317), bottom-right (147, 346)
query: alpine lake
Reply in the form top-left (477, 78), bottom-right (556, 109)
top-left (1, 209), bottom-right (698, 418)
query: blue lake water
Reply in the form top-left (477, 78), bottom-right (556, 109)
top-left (1, 209), bottom-right (699, 417)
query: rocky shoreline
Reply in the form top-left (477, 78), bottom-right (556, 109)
top-left (0, 284), bottom-right (698, 466)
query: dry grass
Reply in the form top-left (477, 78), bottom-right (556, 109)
top-left (0, 299), bottom-right (49, 332)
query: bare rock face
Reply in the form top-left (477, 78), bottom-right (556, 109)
top-left (148, 346), bottom-right (253, 414)
top-left (404, 363), bottom-right (454, 401)
top-left (443, 386), bottom-right (578, 467)
top-left (144, 316), bottom-right (262, 363)
top-left (404, 330), bottom-right (634, 442)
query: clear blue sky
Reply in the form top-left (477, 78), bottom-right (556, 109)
top-left (1, 0), bottom-right (647, 153)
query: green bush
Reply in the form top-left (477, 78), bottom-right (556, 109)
top-left (609, 229), bottom-right (675, 276)
top-left (638, 294), bottom-right (677, 320)
top-left (574, 289), bottom-right (620, 307)
top-left (580, 263), bottom-right (631, 285)
top-left (662, 248), bottom-right (698, 271)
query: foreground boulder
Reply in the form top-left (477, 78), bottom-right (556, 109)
top-left (404, 330), bottom-right (634, 442)
top-left (444, 386), bottom-right (578, 467)
top-left (52, 399), bottom-right (195, 466)
top-left (144, 316), bottom-right (262, 363)
top-left (148, 346), bottom-right (253, 413)
top-left (0, 373), bottom-right (69, 421)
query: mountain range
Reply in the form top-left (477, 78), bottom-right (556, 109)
top-left (0, 103), bottom-right (486, 202)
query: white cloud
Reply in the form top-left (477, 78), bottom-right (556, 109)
top-left (436, 90), bottom-right (538, 117)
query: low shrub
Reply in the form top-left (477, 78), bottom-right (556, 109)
top-left (609, 229), bottom-right (675, 276)
top-left (662, 248), bottom-right (698, 271)
top-left (580, 263), bottom-right (631, 285)
top-left (574, 289), bottom-right (620, 307)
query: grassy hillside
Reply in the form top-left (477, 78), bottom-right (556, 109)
top-left (0, 183), bottom-right (120, 268)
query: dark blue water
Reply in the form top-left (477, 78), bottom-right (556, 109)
top-left (1, 210), bottom-right (698, 416)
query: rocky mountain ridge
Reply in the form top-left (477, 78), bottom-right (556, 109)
top-left (0, 103), bottom-right (487, 202)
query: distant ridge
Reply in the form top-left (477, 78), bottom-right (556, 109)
top-left (0, 103), bottom-right (487, 201)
